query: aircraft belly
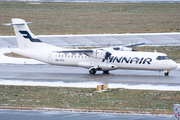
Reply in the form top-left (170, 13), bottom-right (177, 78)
top-left (114, 62), bottom-right (171, 71)
top-left (52, 58), bottom-right (101, 67)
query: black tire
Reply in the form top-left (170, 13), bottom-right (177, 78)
top-left (103, 71), bottom-right (109, 74)
top-left (164, 72), bottom-right (169, 76)
top-left (89, 68), bottom-right (96, 74)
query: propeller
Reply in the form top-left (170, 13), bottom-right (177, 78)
top-left (102, 51), bottom-right (111, 62)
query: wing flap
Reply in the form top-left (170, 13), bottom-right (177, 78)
top-left (123, 42), bottom-right (145, 47)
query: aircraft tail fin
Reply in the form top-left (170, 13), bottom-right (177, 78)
top-left (5, 18), bottom-right (42, 49)
top-left (173, 104), bottom-right (180, 120)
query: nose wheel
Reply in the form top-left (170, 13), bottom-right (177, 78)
top-left (164, 70), bottom-right (170, 76)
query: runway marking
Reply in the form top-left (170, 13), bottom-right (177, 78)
top-left (93, 75), bottom-right (115, 81)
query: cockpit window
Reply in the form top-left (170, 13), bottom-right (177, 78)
top-left (156, 56), bottom-right (170, 60)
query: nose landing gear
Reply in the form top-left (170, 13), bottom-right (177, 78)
top-left (164, 70), bottom-right (170, 76)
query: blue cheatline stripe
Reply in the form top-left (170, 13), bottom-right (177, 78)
top-left (19, 31), bottom-right (42, 42)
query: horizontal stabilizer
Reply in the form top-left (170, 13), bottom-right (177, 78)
top-left (4, 22), bottom-right (33, 26)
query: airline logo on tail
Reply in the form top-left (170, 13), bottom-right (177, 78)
top-left (19, 31), bottom-right (42, 42)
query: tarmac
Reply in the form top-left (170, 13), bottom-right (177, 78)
top-left (1, 33), bottom-right (180, 89)
top-left (0, 64), bottom-right (180, 87)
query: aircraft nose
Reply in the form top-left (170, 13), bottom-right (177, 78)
top-left (170, 61), bottom-right (178, 69)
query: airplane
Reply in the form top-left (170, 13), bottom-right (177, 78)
top-left (5, 18), bottom-right (178, 76)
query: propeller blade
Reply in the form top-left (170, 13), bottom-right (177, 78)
top-left (102, 52), bottom-right (112, 62)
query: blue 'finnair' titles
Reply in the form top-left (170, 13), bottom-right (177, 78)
top-left (19, 31), bottom-right (42, 42)
top-left (109, 56), bottom-right (152, 64)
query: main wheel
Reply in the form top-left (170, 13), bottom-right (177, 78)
top-left (89, 68), bottom-right (96, 74)
top-left (103, 71), bottom-right (109, 74)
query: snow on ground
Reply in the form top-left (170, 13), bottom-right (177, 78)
top-left (0, 47), bottom-right (180, 91)
top-left (1, 32), bottom-right (180, 39)
top-left (35, 32), bottom-right (180, 37)
top-left (0, 79), bottom-right (180, 91)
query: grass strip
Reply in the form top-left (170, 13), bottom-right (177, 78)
top-left (0, 2), bottom-right (180, 35)
top-left (0, 85), bottom-right (179, 114)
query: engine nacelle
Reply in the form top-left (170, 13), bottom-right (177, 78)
top-left (78, 62), bottom-right (117, 71)
top-left (98, 64), bottom-right (116, 71)
top-left (113, 46), bottom-right (132, 51)
top-left (85, 49), bottom-right (107, 59)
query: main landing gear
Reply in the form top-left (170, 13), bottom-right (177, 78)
top-left (89, 68), bottom-right (109, 74)
top-left (89, 68), bottom-right (96, 74)
top-left (103, 71), bottom-right (109, 74)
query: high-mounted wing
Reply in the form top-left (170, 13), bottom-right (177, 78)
top-left (55, 49), bottom-right (111, 60)
top-left (55, 49), bottom-right (93, 56)
top-left (57, 49), bottom-right (93, 53)
top-left (113, 42), bottom-right (145, 51)
top-left (55, 42), bottom-right (145, 61)
top-left (123, 42), bottom-right (145, 47)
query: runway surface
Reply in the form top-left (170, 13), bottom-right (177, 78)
top-left (0, 64), bottom-right (180, 88)
top-left (0, 46), bottom-right (180, 90)
top-left (0, 109), bottom-right (174, 120)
